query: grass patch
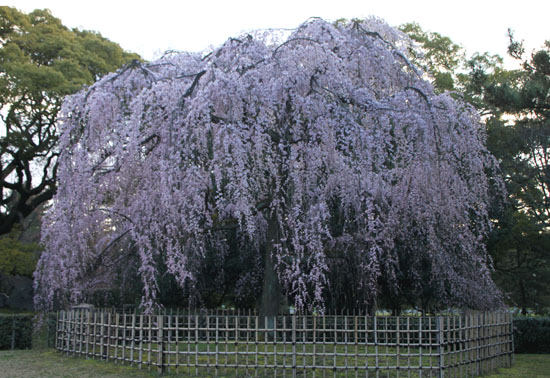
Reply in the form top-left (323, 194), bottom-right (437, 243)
top-left (483, 354), bottom-right (550, 378)
top-left (1, 349), bottom-right (546, 377)
top-left (66, 340), bottom-right (443, 376)
top-left (0, 349), bottom-right (154, 378)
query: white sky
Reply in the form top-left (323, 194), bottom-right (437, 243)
top-left (5, 0), bottom-right (550, 67)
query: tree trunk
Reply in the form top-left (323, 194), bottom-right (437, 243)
top-left (259, 213), bottom-right (284, 323)
top-left (519, 279), bottom-right (528, 316)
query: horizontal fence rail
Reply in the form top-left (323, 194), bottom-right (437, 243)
top-left (55, 309), bottom-right (513, 377)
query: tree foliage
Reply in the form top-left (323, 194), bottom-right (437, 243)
top-left (399, 23), bottom-right (464, 92)
top-left (484, 33), bottom-right (550, 314)
top-left (0, 226), bottom-right (38, 277)
top-left (400, 22), bottom-right (516, 116)
top-left (0, 6), bottom-right (139, 236)
top-left (35, 18), bottom-right (502, 313)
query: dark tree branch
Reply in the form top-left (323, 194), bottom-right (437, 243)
top-left (182, 70), bottom-right (206, 98)
top-left (272, 37), bottom-right (320, 56)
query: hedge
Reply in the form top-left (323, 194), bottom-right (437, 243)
top-left (0, 314), bottom-right (33, 350)
top-left (513, 316), bottom-right (550, 354)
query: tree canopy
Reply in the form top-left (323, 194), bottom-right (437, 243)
top-left (35, 18), bottom-right (502, 313)
top-left (0, 6), bottom-right (139, 236)
top-left (484, 34), bottom-right (550, 314)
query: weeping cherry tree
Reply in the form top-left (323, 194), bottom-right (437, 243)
top-left (34, 18), bottom-right (502, 314)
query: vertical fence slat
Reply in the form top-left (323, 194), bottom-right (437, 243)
top-left (195, 313), bottom-right (199, 376)
top-left (158, 313), bottom-right (164, 374)
top-left (65, 310), bottom-right (71, 356)
top-left (122, 312), bottom-right (126, 365)
top-left (130, 312), bottom-right (135, 366)
top-left (374, 315), bottom-right (379, 377)
top-left (138, 314), bottom-right (143, 370)
top-left (397, 316), bottom-right (401, 377)
top-left (295, 313), bottom-right (298, 376)
top-left (509, 312), bottom-right (514, 367)
top-left (114, 313), bottom-right (119, 364)
top-left (437, 317), bottom-right (444, 378)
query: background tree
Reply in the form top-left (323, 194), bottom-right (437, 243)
top-left (0, 6), bottom-right (139, 236)
top-left (400, 22), bottom-right (514, 115)
top-left (484, 33), bottom-right (550, 314)
top-left (35, 18), bottom-right (502, 315)
top-left (399, 22), bottom-right (464, 92)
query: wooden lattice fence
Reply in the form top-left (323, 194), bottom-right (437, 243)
top-left (56, 309), bottom-right (513, 377)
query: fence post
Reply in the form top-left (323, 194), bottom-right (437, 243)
top-left (292, 314), bottom-right (297, 378)
top-left (481, 312), bottom-right (486, 374)
top-left (509, 312), bottom-right (514, 367)
top-left (86, 310), bottom-right (91, 358)
top-left (130, 311), bottom-right (136, 366)
top-left (54, 312), bottom-right (58, 350)
top-left (158, 312), bottom-right (165, 374)
top-left (101, 310), bottom-right (106, 359)
top-left (57, 312), bottom-right (60, 351)
top-left (475, 313), bottom-right (480, 377)
top-left (67, 310), bottom-right (72, 355)
top-left (437, 317), bottom-right (445, 378)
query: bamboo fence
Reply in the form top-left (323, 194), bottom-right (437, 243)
top-left (55, 309), bottom-right (513, 377)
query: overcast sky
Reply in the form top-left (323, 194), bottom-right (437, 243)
top-left (6, 0), bottom-right (549, 66)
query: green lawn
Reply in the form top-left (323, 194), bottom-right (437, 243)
top-left (0, 349), bottom-right (152, 378)
top-left (483, 354), bottom-right (550, 378)
top-left (0, 349), bottom-right (548, 377)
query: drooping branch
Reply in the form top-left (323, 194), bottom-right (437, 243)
top-left (272, 37), bottom-right (321, 56)
top-left (352, 21), bottom-right (422, 77)
top-left (182, 70), bottom-right (206, 98)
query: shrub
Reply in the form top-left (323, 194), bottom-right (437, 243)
top-left (513, 316), bottom-right (550, 353)
top-left (0, 314), bottom-right (33, 350)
